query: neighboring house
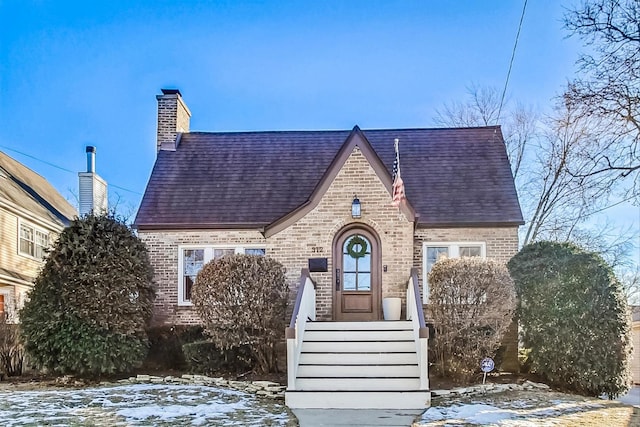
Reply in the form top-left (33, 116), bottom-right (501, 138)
top-left (633, 306), bottom-right (640, 385)
top-left (78, 146), bottom-right (108, 216)
top-left (134, 89), bottom-right (523, 410)
top-left (0, 151), bottom-right (77, 321)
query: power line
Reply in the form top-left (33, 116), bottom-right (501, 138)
top-left (581, 194), bottom-right (639, 218)
top-left (0, 144), bottom-right (142, 195)
top-left (497, 0), bottom-right (528, 125)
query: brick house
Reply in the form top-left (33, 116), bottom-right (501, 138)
top-left (0, 151), bottom-right (77, 321)
top-left (134, 89), bottom-right (523, 409)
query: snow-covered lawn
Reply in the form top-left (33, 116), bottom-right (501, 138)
top-left (0, 383), bottom-right (296, 426)
top-left (417, 390), bottom-right (639, 426)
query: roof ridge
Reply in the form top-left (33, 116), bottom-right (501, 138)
top-left (186, 129), bottom-right (351, 135)
top-left (363, 125), bottom-right (501, 131)
top-left (184, 125), bottom-right (502, 135)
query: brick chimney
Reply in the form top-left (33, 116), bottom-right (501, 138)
top-left (156, 89), bottom-right (191, 152)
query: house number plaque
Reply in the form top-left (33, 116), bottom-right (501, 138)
top-left (311, 247), bottom-right (324, 253)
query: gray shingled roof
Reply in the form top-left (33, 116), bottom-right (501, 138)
top-left (135, 126), bottom-right (523, 228)
top-left (0, 151), bottom-right (77, 226)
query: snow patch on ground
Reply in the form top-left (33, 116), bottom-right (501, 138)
top-left (0, 383), bottom-right (294, 426)
top-left (419, 396), bottom-right (610, 426)
top-left (422, 403), bottom-right (517, 425)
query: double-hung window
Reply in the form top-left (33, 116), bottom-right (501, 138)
top-left (178, 245), bottom-right (266, 305)
top-left (422, 242), bottom-right (485, 303)
top-left (19, 222), bottom-right (49, 259)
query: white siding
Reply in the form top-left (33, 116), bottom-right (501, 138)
top-left (633, 322), bottom-right (640, 385)
top-left (78, 173), bottom-right (107, 215)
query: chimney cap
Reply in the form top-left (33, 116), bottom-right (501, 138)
top-left (161, 88), bottom-right (182, 96)
top-left (86, 146), bottom-right (96, 153)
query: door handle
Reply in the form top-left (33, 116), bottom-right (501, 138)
top-left (336, 268), bottom-right (340, 291)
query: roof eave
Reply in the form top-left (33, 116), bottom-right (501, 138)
top-left (416, 220), bottom-right (525, 228)
top-left (134, 222), bottom-right (268, 231)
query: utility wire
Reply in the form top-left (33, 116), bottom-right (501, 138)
top-left (0, 144), bottom-right (142, 195)
top-left (497, 0), bottom-right (528, 125)
top-left (580, 194), bottom-right (639, 218)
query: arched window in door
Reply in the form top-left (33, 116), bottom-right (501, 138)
top-left (342, 234), bottom-right (372, 291)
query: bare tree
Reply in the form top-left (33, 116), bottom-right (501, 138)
top-left (434, 84), bottom-right (501, 127)
top-left (434, 84), bottom-right (535, 179)
top-left (433, 86), bottom-right (633, 255)
top-left (564, 0), bottom-right (640, 196)
top-left (68, 187), bottom-right (137, 224)
top-left (618, 268), bottom-right (640, 305)
top-left (520, 101), bottom-right (618, 245)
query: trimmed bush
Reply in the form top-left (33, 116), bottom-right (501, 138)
top-left (428, 257), bottom-right (516, 383)
top-left (508, 241), bottom-right (632, 398)
top-left (192, 254), bottom-right (288, 374)
top-left (182, 341), bottom-right (252, 374)
top-left (20, 214), bottom-right (155, 377)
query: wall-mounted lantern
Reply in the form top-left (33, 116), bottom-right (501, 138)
top-left (351, 196), bottom-right (361, 218)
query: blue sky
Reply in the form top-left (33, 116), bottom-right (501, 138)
top-left (0, 0), bottom-right (637, 254)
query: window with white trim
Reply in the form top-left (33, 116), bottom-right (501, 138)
top-left (18, 221), bottom-right (50, 259)
top-left (178, 245), bottom-right (266, 305)
top-left (422, 242), bottom-right (485, 303)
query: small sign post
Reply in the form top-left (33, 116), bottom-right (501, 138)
top-left (480, 357), bottom-right (495, 386)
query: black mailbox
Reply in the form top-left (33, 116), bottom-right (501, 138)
top-left (308, 258), bottom-right (328, 272)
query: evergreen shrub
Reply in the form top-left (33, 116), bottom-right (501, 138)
top-left (508, 241), bottom-right (632, 398)
top-left (20, 214), bottom-right (155, 377)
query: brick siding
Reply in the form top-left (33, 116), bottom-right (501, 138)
top-left (156, 92), bottom-right (191, 151)
top-left (140, 147), bottom-right (521, 343)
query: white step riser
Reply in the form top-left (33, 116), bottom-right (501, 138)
top-left (296, 377), bottom-right (420, 391)
top-left (305, 321), bottom-right (413, 331)
top-left (302, 341), bottom-right (415, 353)
top-left (299, 352), bottom-right (417, 365)
top-left (305, 330), bottom-right (414, 341)
top-left (286, 391), bottom-right (431, 409)
top-left (297, 364), bottom-right (419, 378)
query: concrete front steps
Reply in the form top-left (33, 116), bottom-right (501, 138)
top-left (285, 321), bottom-right (431, 409)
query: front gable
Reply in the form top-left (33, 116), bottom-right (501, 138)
top-left (267, 138), bottom-right (416, 321)
top-left (264, 126), bottom-right (416, 238)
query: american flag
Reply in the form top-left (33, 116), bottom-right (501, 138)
top-left (391, 138), bottom-right (406, 208)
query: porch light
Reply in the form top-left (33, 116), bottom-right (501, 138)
top-left (351, 196), bottom-right (361, 218)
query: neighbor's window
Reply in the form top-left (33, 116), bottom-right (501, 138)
top-left (178, 245), bottom-right (266, 305)
top-left (19, 222), bottom-right (49, 259)
top-left (422, 242), bottom-right (485, 303)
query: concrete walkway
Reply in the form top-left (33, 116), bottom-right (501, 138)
top-left (616, 385), bottom-right (640, 407)
top-left (292, 409), bottom-right (423, 426)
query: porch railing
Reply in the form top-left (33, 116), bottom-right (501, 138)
top-left (285, 268), bottom-right (316, 390)
top-left (406, 267), bottom-right (429, 390)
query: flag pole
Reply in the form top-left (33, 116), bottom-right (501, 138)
top-left (391, 138), bottom-right (405, 208)
top-left (394, 138), bottom-right (400, 178)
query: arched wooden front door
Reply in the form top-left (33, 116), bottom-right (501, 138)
top-left (333, 226), bottom-right (381, 321)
